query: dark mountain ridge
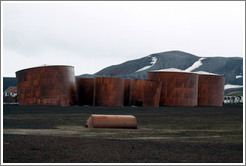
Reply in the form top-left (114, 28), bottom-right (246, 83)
top-left (79, 51), bottom-right (243, 86)
top-left (3, 51), bottom-right (243, 94)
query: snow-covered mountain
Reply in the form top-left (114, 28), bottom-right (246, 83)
top-left (79, 50), bottom-right (243, 93)
top-left (3, 50), bottom-right (243, 95)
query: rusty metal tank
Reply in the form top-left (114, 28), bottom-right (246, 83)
top-left (148, 71), bottom-right (198, 106)
top-left (86, 114), bottom-right (137, 129)
top-left (16, 65), bottom-right (77, 106)
top-left (124, 79), bottom-right (132, 106)
top-left (143, 80), bottom-right (162, 107)
top-left (76, 78), bottom-right (94, 106)
top-left (129, 79), bottom-right (162, 107)
top-left (93, 77), bottom-right (125, 107)
top-left (197, 74), bottom-right (225, 106)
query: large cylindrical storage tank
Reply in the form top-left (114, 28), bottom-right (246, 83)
top-left (197, 74), bottom-right (225, 106)
top-left (76, 78), bottom-right (94, 106)
top-left (148, 71), bottom-right (198, 107)
top-left (129, 79), bottom-right (162, 107)
top-left (93, 77), bottom-right (124, 107)
top-left (16, 65), bottom-right (77, 106)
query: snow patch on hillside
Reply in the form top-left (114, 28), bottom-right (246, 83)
top-left (136, 57), bottom-right (157, 72)
top-left (152, 68), bottom-right (184, 72)
top-left (151, 69), bottom-right (218, 76)
top-left (193, 71), bottom-right (218, 75)
top-left (236, 75), bottom-right (242, 79)
top-left (224, 84), bottom-right (243, 90)
top-left (185, 58), bottom-right (205, 72)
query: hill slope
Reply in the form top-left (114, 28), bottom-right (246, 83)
top-left (89, 50), bottom-right (243, 86)
top-left (3, 51), bottom-right (243, 94)
top-left (3, 77), bottom-right (17, 92)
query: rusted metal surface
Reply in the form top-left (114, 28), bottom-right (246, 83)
top-left (198, 74), bottom-right (225, 106)
top-left (143, 80), bottom-right (162, 107)
top-left (148, 71), bottom-right (198, 107)
top-left (76, 78), bottom-right (94, 106)
top-left (129, 79), bottom-right (162, 107)
top-left (93, 77), bottom-right (125, 107)
top-left (16, 65), bottom-right (77, 106)
top-left (124, 79), bottom-right (132, 106)
top-left (129, 79), bottom-right (144, 107)
top-left (86, 114), bottom-right (137, 129)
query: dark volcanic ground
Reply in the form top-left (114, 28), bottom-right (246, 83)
top-left (2, 104), bottom-right (244, 163)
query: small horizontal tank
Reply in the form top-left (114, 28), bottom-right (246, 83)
top-left (86, 114), bottom-right (137, 129)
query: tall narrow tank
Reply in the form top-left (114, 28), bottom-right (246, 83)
top-left (76, 78), bottom-right (94, 106)
top-left (93, 77), bottom-right (125, 107)
top-left (148, 71), bottom-right (198, 107)
top-left (197, 73), bottom-right (225, 106)
top-left (129, 79), bottom-right (162, 107)
top-left (16, 65), bottom-right (77, 106)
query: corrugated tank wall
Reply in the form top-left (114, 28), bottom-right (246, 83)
top-left (16, 65), bottom-right (77, 106)
top-left (93, 77), bottom-right (125, 107)
top-left (129, 79), bottom-right (145, 106)
top-left (198, 74), bottom-right (225, 106)
top-left (143, 80), bottom-right (162, 107)
top-left (129, 79), bottom-right (162, 107)
top-left (148, 71), bottom-right (198, 106)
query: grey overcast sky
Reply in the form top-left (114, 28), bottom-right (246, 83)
top-left (1, 1), bottom-right (245, 77)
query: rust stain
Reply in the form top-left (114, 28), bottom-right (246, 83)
top-left (93, 77), bottom-right (124, 107)
top-left (16, 65), bottom-right (77, 106)
top-left (198, 74), bottom-right (225, 107)
top-left (148, 71), bottom-right (198, 106)
top-left (129, 79), bottom-right (162, 107)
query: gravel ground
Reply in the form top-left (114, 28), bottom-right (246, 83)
top-left (2, 104), bottom-right (243, 163)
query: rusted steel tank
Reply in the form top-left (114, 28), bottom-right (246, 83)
top-left (16, 65), bottom-right (77, 106)
top-left (197, 74), bottom-right (225, 106)
top-left (86, 114), bottom-right (137, 129)
top-left (129, 79), bottom-right (162, 107)
top-left (124, 79), bottom-right (132, 106)
top-left (143, 80), bottom-right (162, 107)
top-left (148, 71), bottom-right (198, 106)
top-left (76, 78), bottom-right (94, 106)
top-left (93, 77), bottom-right (125, 107)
